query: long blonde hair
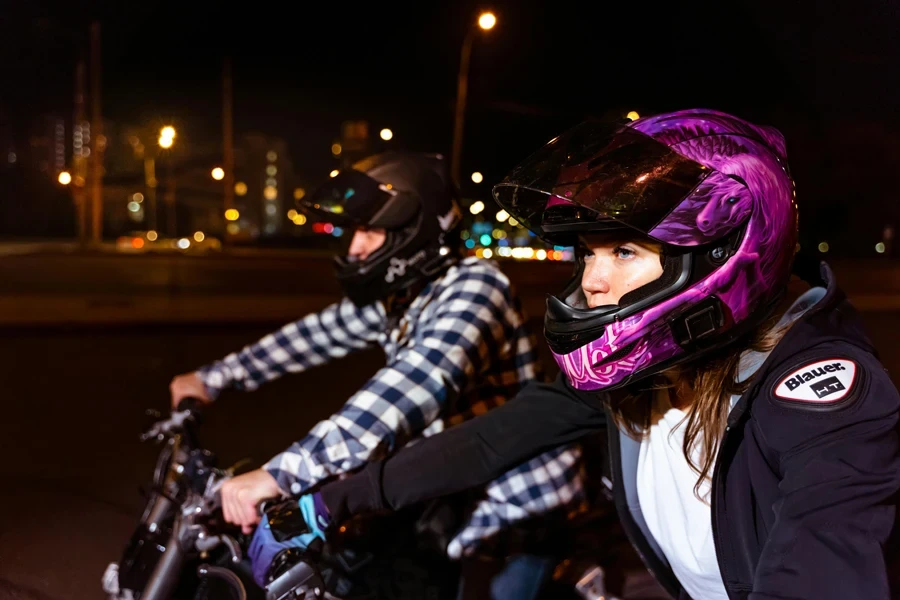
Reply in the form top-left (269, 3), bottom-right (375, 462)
top-left (608, 314), bottom-right (790, 499)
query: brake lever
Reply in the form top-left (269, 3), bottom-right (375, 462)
top-left (206, 474), bottom-right (228, 507)
top-left (202, 474), bottom-right (274, 524)
top-left (225, 458), bottom-right (253, 476)
top-left (200, 458), bottom-right (253, 508)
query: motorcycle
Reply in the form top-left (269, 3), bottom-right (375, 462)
top-left (102, 398), bottom-right (256, 600)
top-left (100, 400), bottom-right (458, 600)
top-left (101, 400), bottom-right (635, 600)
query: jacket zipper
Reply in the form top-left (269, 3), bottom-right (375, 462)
top-left (710, 421), bottom-right (736, 600)
top-left (605, 410), bottom-right (683, 599)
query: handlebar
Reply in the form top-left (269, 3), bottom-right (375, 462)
top-left (140, 397), bottom-right (205, 443)
top-left (176, 396), bottom-right (204, 416)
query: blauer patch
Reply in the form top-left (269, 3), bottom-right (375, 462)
top-left (772, 357), bottom-right (860, 408)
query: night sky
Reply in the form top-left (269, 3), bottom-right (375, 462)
top-left (3, 0), bottom-right (900, 253)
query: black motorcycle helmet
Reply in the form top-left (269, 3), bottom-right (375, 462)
top-left (299, 153), bottom-right (462, 307)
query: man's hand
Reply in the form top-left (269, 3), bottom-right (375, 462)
top-left (169, 372), bottom-right (211, 410)
top-left (221, 469), bottom-right (284, 534)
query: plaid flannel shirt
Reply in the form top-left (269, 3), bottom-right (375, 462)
top-left (198, 257), bottom-right (587, 556)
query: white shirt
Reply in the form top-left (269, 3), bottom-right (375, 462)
top-left (637, 388), bottom-right (729, 600)
top-left (634, 287), bottom-right (826, 599)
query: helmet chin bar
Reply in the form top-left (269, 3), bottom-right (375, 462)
top-left (544, 222), bottom-right (749, 356)
top-left (334, 212), bottom-right (458, 308)
top-left (544, 252), bottom-right (692, 355)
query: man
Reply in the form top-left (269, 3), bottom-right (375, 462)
top-left (170, 153), bottom-right (587, 597)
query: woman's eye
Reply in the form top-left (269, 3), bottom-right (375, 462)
top-left (614, 246), bottom-right (635, 259)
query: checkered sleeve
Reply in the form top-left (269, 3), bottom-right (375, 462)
top-left (263, 268), bottom-right (519, 496)
top-left (447, 443), bottom-right (588, 558)
top-left (196, 297), bottom-right (384, 399)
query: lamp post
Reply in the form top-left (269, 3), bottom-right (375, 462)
top-left (450, 11), bottom-right (496, 186)
top-left (158, 126), bottom-right (177, 236)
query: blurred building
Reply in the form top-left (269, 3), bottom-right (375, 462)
top-left (337, 120), bottom-right (371, 167)
top-left (89, 124), bottom-right (299, 242)
top-left (26, 114), bottom-right (68, 177)
top-left (231, 134), bottom-right (294, 239)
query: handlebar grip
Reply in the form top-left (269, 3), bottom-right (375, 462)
top-left (175, 398), bottom-right (204, 432)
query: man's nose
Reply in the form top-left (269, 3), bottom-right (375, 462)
top-left (348, 232), bottom-right (368, 258)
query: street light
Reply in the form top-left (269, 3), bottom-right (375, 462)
top-left (471, 171), bottom-right (483, 184)
top-left (158, 126), bottom-right (175, 149)
top-left (380, 128), bottom-right (393, 141)
top-left (451, 11), bottom-right (498, 185)
top-left (156, 126), bottom-right (178, 235)
top-left (58, 171), bottom-right (72, 185)
top-left (626, 110), bottom-right (641, 121)
top-left (478, 12), bottom-right (497, 30)
top-left (211, 167), bottom-right (224, 180)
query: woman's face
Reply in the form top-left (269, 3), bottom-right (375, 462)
top-left (580, 234), bottom-right (664, 308)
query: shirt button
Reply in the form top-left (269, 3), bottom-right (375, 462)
top-left (291, 483), bottom-right (302, 494)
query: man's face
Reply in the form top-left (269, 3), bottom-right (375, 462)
top-left (347, 227), bottom-right (387, 261)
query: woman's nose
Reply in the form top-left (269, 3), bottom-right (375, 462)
top-left (582, 259), bottom-right (611, 295)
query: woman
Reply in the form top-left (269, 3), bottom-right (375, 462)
top-left (247, 110), bottom-right (900, 599)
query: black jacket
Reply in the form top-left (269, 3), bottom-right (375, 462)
top-left (322, 263), bottom-right (900, 599)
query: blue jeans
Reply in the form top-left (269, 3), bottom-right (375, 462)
top-left (458, 554), bottom-right (554, 600)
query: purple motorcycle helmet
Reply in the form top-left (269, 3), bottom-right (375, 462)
top-left (493, 109), bottom-right (799, 391)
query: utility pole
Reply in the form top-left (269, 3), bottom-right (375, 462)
top-left (165, 160), bottom-right (176, 236)
top-left (145, 156), bottom-right (157, 232)
top-left (89, 22), bottom-right (104, 245)
top-left (223, 58), bottom-right (235, 242)
top-left (73, 59), bottom-right (88, 245)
